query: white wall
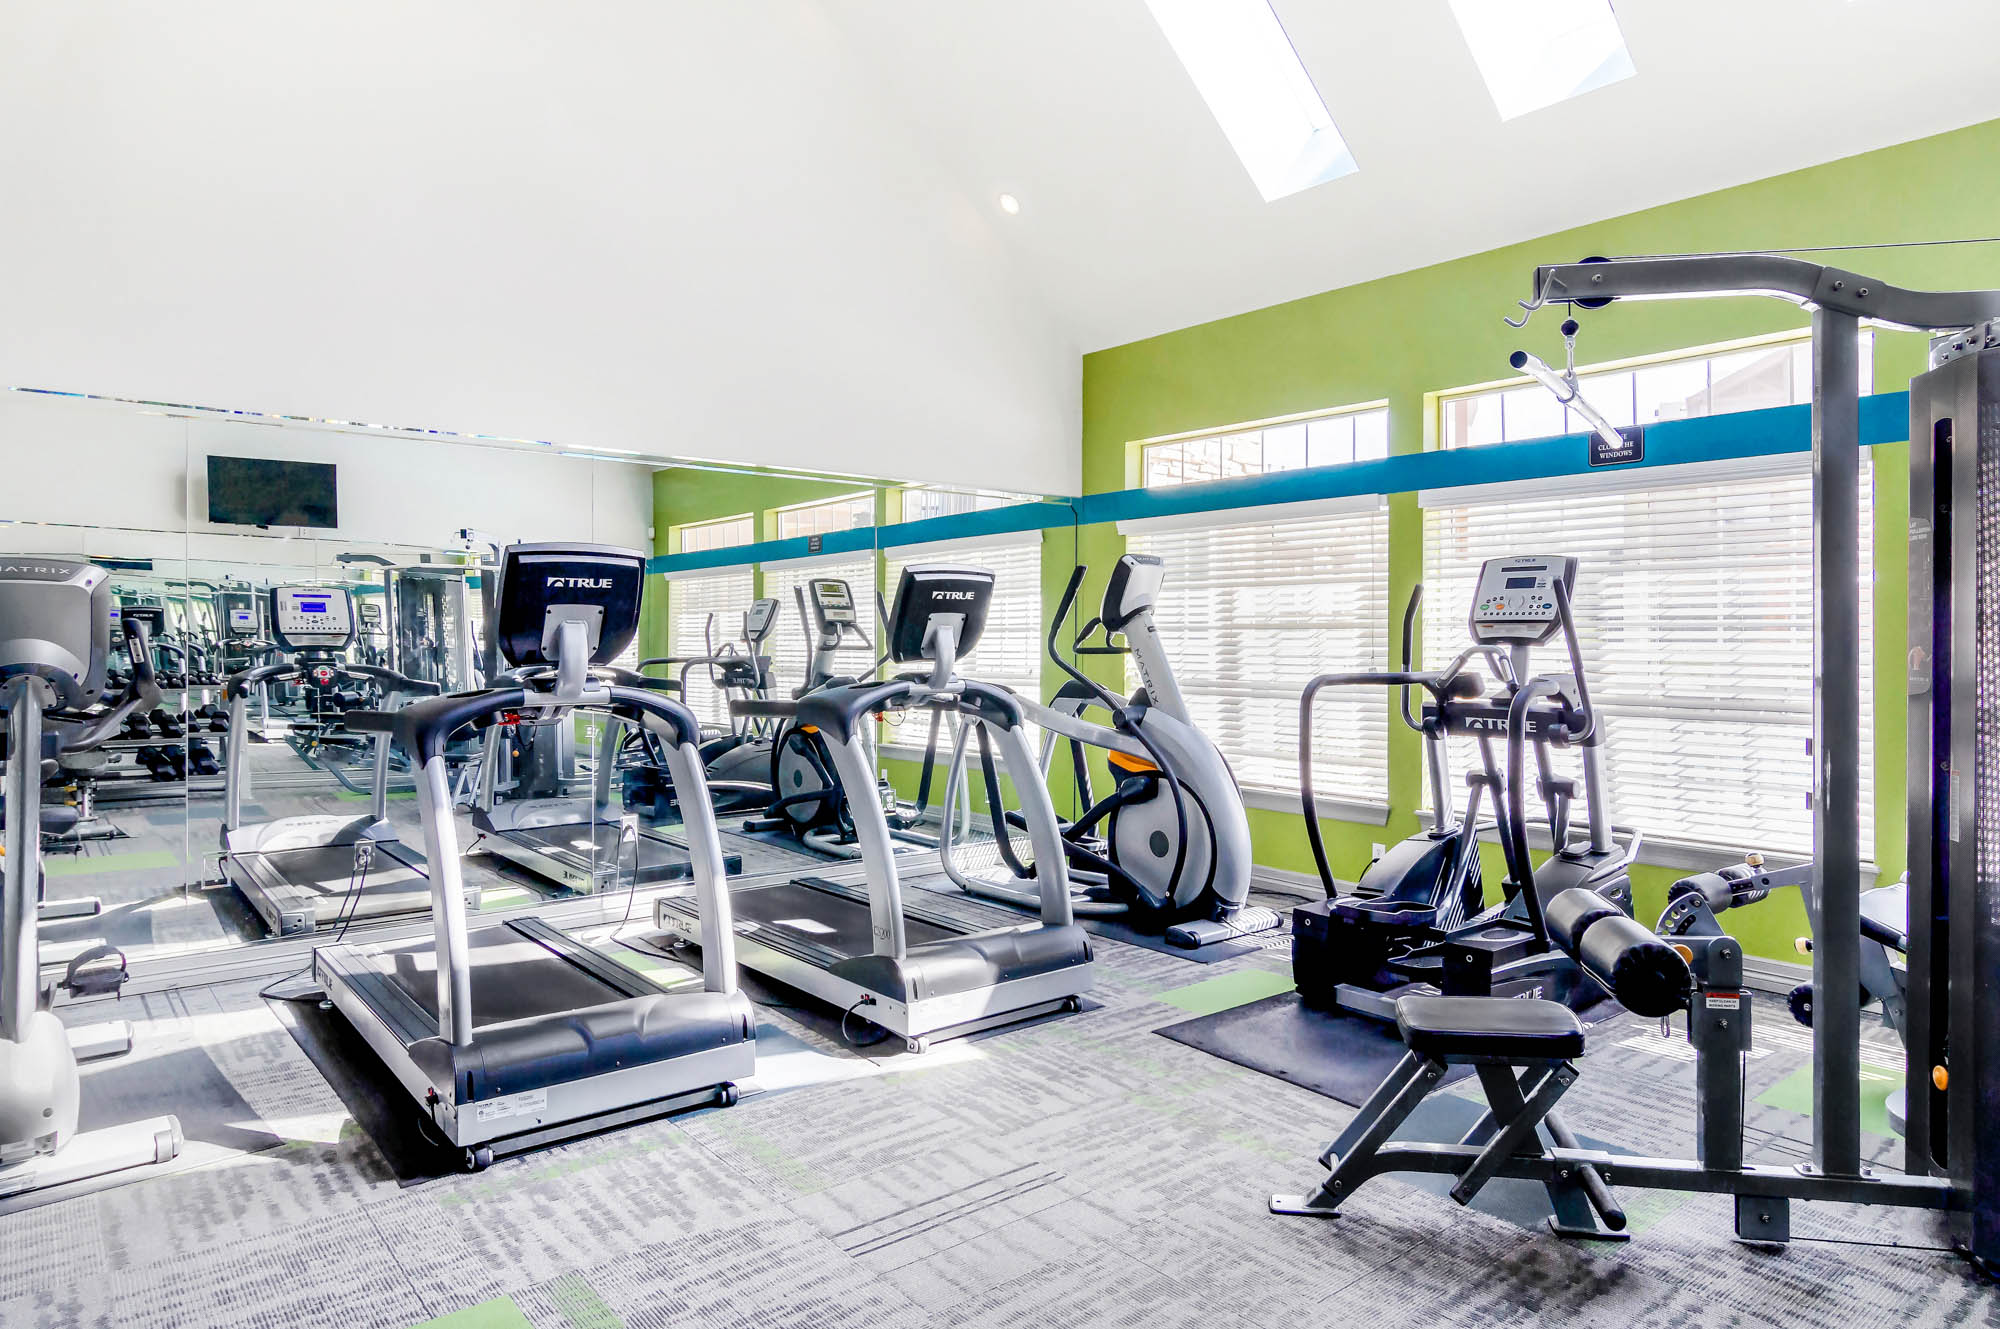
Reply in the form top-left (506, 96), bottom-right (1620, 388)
top-left (0, 2), bottom-right (1080, 495)
top-left (0, 391), bottom-right (652, 565)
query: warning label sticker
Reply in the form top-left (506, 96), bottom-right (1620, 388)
top-left (473, 1088), bottom-right (549, 1124)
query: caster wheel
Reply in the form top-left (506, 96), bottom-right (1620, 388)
top-left (1062, 996), bottom-right (1083, 1013)
top-left (463, 1146), bottom-right (493, 1171)
top-left (905, 1037), bottom-right (929, 1055)
top-left (719, 1084), bottom-right (739, 1107)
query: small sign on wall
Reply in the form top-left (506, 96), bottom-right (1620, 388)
top-left (807, 534), bottom-right (824, 554)
top-left (1588, 425), bottom-right (1646, 468)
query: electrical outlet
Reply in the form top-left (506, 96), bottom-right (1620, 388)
top-left (1371, 842), bottom-right (1386, 860)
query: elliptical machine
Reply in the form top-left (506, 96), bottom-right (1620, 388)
top-left (0, 558), bottom-right (183, 1201)
top-left (625, 597), bottom-right (781, 817)
top-left (742, 577), bottom-right (935, 857)
top-left (1291, 554), bottom-right (1638, 1020)
top-left (937, 555), bottom-right (1276, 947)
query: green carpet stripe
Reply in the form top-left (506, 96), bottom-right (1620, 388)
top-left (334, 788), bottom-right (418, 800)
top-left (477, 887), bottom-right (538, 911)
top-left (1157, 967), bottom-right (1295, 1016)
top-left (1755, 1061), bottom-right (1904, 1137)
top-left (42, 850), bottom-right (180, 878)
top-left (410, 1296), bottom-right (534, 1328)
top-left (546, 1274), bottom-right (625, 1329)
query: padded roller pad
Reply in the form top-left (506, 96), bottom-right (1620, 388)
top-left (1393, 994), bottom-right (1585, 1061)
top-left (1544, 887), bottom-right (1621, 954)
top-left (1576, 915), bottom-right (1690, 1019)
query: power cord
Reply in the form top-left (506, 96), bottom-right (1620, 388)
top-left (840, 994), bottom-right (890, 1049)
top-left (259, 840), bottom-right (374, 1001)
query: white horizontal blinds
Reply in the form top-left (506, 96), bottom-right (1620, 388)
top-left (1420, 460), bottom-right (1874, 858)
top-left (678, 514), bottom-right (753, 554)
top-left (667, 568), bottom-right (755, 729)
top-left (882, 535), bottom-right (1043, 696)
top-left (761, 555), bottom-right (878, 700)
top-left (1125, 505), bottom-right (1390, 804)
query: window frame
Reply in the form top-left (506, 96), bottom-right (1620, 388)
top-left (1135, 400), bottom-right (1390, 490)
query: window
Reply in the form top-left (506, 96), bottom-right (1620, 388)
top-left (1447, 0), bottom-right (1635, 121)
top-left (1142, 405), bottom-right (1389, 488)
top-left (667, 568), bottom-right (756, 730)
top-left (882, 534), bottom-right (1043, 696)
top-left (773, 492), bottom-right (875, 541)
top-left (900, 487), bottom-right (1020, 523)
top-left (761, 555), bottom-right (879, 700)
top-left (1143, 0), bottom-right (1356, 201)
top-left (1122, 499), bottom-right (1390, 807)
top-left (677, 514), bottom-right (753, 555)
top-left (1420, 458), bottom-right (1874, 860)
top-left (1441, 332), bottom-right (1873, 448)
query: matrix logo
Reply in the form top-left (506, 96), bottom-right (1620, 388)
top-left (546, 577), bottom-right (614, 590)
top-left (0, 565), bottom-right (78, 577)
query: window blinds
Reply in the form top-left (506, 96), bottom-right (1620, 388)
top-left (667, 567), bottom-right (755, 730)
top-left (1123, 499), bottom-right (1390, 806)
top-left (1420, 457), bottom-right (1874, 859)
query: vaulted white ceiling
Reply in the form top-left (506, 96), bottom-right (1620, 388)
top-left (824, 0), bottom-right (2000, 351)
top-left (2, 1), bottom-right (1996, 498)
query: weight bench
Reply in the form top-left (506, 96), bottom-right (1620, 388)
top-left (1271, 993), bottom-right (1629, 1239)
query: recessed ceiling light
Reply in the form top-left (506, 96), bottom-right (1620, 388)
top-left (1143, 0), bottom-right (1356, 202)
top-left (998, 193), bottom-right (1021, 215)
top-left (1447, 0), bottom-right (1636, 121)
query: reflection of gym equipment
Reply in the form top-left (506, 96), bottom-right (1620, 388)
top-left (659, 565), bottom-right (1093, 1053)
top-left (0, 558), bottom-right (183, 1202)
top-left (626, 597), bottom-right (781, 817)
top-left (315, 544), bottom-right (753, 1169)
top-left (218, 586), bottom-right (457, 937)
top-left (740, 577), bottom-right (936, 859)
top-left (1291, 555), bottom-right (1635, 1022)
top-left (1272, 252), bottom-right (2000, 1267)
top-left (939, 555), bottom-right (1276, 948)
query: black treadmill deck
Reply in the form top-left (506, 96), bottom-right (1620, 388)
top-left (505, 820), bottom-right (744, 883)
top-left (367, 919), bottom-right (662, 1031)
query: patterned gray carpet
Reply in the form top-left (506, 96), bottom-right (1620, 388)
top-left (4, 892), bottom-right (1995, 1329)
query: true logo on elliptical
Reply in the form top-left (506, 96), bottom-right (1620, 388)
top-left (545, 577), bottom-right (615, 589)
top-left (932, 591), bottom-right (977, 601)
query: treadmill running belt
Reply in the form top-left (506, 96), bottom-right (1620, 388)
top-left (377, 927), bottom-right (630, 1028)
top-left (505, 821), bottom-right (734, 880)
top-left (256, 844), bottom-right (427, 895)
top-left (734, 878), bottom-right (962, 958)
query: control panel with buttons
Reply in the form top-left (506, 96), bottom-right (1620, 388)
top-left (269, 585), bottom-right (356, 652)
top-left (1468, 556), bottom-right (1579, 646)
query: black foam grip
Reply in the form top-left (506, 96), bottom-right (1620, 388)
top-left (1576, 914), bottom-right (1690, 1018)
top-left (1544, 887), bottom-right (1621, 954)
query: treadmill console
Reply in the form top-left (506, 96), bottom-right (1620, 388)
top-left (491, 543), bottom-right (645, 667)
top-left (743, 597), bottom-right (779, 643)
top-left (807, 579), bottom-right (858, 631)
top-left (885, 565), bottom-right (993, 665)
top-left (269, 586), bottom-right (356, 653)
top-left (1469, 555), bottom-right (1578, 646)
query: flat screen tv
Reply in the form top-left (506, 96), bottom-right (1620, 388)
top-left (206, 455), bottom-right (338, 529)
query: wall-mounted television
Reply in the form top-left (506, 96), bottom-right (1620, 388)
top-left (206, 455), bottom-right (338, 529)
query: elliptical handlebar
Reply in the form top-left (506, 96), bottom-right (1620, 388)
top-left (1545, 579), bottom-right (1597, 744)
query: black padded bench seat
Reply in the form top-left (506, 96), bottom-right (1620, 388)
top-left (1394, 994), bottom-right (1585, 1061)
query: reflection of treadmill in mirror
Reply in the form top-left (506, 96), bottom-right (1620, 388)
top-left (660, 566), bottom-right (1094, 1052)
top-left (218, 586), bottom-right (460, 936)
top-left (470, 635), bottom-right (745, 895)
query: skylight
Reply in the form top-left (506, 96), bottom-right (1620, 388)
top-left (1447, 0), bottom-right (1636, 121)
top-left (1143, 0), bottom-right (1356, 202)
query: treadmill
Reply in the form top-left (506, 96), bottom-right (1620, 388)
top-left (469, 647), bottom-right (744, 892)
top-left (314, 543), bottom-right (754, 1167)
top-left (658, 565), bottom-right (1094, 1053)
top-left (218, 586), bottom-right (471, 937)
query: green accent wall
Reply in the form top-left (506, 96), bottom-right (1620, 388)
top-left (638, 118), bottom-right (2000, 965)
top-left (1078, 116), bottom-right (2000, 962)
